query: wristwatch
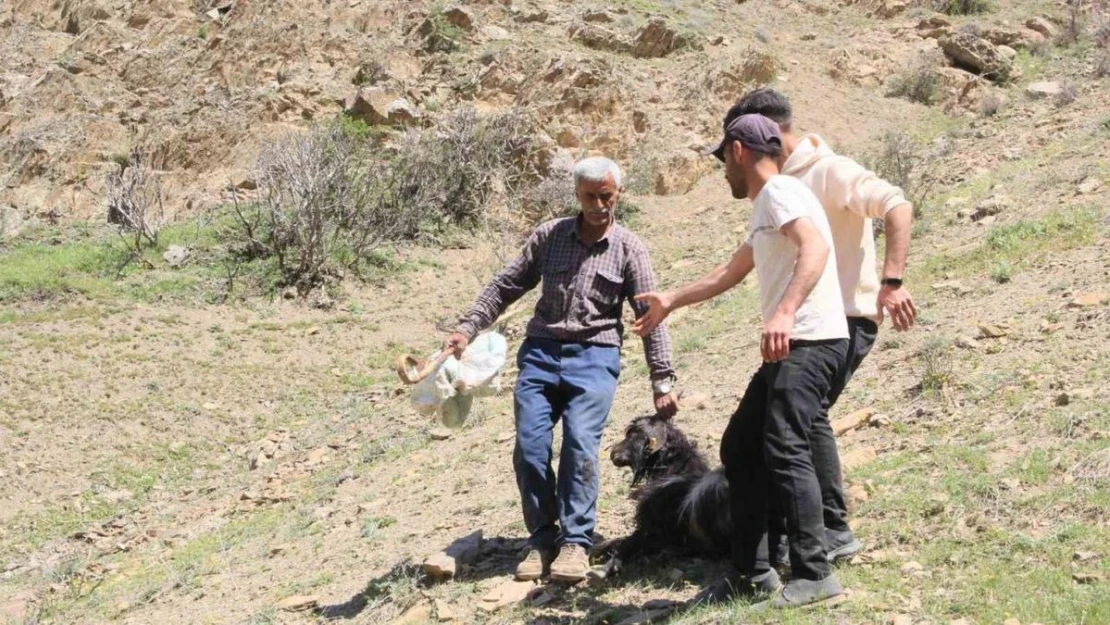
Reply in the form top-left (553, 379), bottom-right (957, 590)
top-left (881, 277), bottom-right (903, 288)
top-left (652, 377), bottom-right (674, 395)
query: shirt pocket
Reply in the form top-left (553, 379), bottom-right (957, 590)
top-left (587, 268), bottom-right (625, 317)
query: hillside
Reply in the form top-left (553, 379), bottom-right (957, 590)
top-left (1, 0), bottom-right (1109, 624)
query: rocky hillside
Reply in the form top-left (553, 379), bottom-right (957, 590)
top-left (1, 0), bottom-right (1109, 624)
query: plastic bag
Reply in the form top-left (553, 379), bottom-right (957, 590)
top-left (409, 331), bottom-right (507, 428)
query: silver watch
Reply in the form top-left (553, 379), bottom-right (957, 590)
top-left (652, 378), bottom-right (674, 395)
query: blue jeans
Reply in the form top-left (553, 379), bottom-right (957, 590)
top-left (513, 337), bottom-right (620, 550)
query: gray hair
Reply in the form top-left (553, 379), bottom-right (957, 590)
top-left (572, 156), bottom-right (622, 188)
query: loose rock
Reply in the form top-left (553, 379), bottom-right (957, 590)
top-left (277, 595), bottom-right (319, 612)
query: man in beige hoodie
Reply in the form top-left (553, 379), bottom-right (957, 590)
top-left (729, 88), bottom-right (918, 562)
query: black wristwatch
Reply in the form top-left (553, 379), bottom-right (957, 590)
top-left (881, 277), bottom-right (903, 288)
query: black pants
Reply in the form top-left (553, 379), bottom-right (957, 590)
top-left (811, 317), bottom-right (878, 532)
top-left (721, 339), bottom-right (849, 581)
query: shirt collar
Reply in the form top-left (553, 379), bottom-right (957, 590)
top-left (573, 213), bottom-right (616, 246)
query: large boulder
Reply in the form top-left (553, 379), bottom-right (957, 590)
top-left (344, 87), bottom-right (420, 126)
top-left (1024, 17), bottom-right (1057, 39)
top-left (980, 26), bottom-right (1046, 50)
top-left (653, 150), bottom-right (712, 196)
top-left (568, 22), bottom-right (629, 53)
top-left (631, 18), bottom-right (700, 58)
top-left (939, 32), bottom-right (1015, 83)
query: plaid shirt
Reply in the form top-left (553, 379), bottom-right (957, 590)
top-left (457, 216), bottom-right (675, 384)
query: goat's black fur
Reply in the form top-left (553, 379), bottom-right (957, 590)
top-left (593, 415), bottom-right (732, 578)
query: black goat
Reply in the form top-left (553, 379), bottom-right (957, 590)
top-left (590, 414), bottom-right (732, 579)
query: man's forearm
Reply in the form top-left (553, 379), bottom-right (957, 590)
top-left (671, 246), bottom-right (754, 310)
top-left (882, 203), bottom-right (913, 278)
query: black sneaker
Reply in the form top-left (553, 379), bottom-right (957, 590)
top-left (753, 575), bottom-right (845, 610)
top-left (825, 529), bottom-right (862, 564)
top-left (688, 569), bottom-right (782, 607)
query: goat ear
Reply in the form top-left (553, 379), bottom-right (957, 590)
top-left (646, 436), bottom-right (660, 453)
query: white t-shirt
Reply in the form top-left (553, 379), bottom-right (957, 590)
top-left (745, 175), bottom-right (849, 341)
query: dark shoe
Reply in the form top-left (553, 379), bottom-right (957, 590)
top-left (825, 529), bottom-right (862, 564)
top-left (753, 576), bottom-right (845, 610)
top-left (688, 569), bottom-right (782, 607)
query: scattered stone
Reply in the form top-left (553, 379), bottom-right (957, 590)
top-left (306, 447), bottom-right (329, 465)
top-left (955, 335), bottom-right (980, 350)
top-left (277, 595), bottom-right (319, 612)
top-left (832, 407), bottom-right (874, 436)
top-left (939, 32), bottom-right (1013, 83)
top-left (846, 482), bottom-right (870, 507)
top-left (162, 245), bottom-right (190, 267)
top-left (1072, 572), bottom-right (1103, 584)
top-left (423, 530), bottom-right (483, 580)
top-left (1000, 477), bottom-right (1021, 490)
top-left (1025, 17), bottom-right (1057, 39)
top-left (1077, 177), bottom-right (1102, 195)
top-left (653, 150), bottom-right (711, 195)
top-left (978, 323), bottom-right (1009, 338)
top-left (632, 18), bottom-right (694, 58)
top-left (971, 196), bottom-right (1007, 221)
top-left (842, 446), bottom-right (877, 471)
top-left (344, 87), bottom-right (420, 126)
top-left (1026, 81), bottom-right (1063, 100)
top-left (568, 22), bottom-right (628, 53)
top-left (305, 326), bottom-right (321, 336)
top-left (582, 9), bottom-right (614, 23)
top-left (1074, 550), bottom-right (1099, 562)
top-left (429, 427), bottom-right (454, 441)
top-left (442, 7), bottom-right (474, 31)
top-left (482, 25), bottom-right (512, 41)
top-left (1068, 293), bottom-right (1107, 308)
top-left (496, 431), bottom-right (514, 443)
top-left (434, 599), bottom-right (456, 622)
top-left (801, 32), bottom-right (817, 41)
top-left (900, 561), bottom-right (924, 574)
top-left (393, 603), bottom-right (432, 624)
top-left (531, 591), bottom-right (557, 607)
top-left (981, 26), bottom-right (1045, 50)
top-left (478, 578), bottom-right (535, 611)
top-left (269, 544), bottom-right (289, 557)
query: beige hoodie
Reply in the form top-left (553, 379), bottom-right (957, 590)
top-left (781, 134), bottom-right (909, 322)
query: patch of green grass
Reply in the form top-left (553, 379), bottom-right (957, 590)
top-left (920, 207), bottom-right (1100, 282)
top-left (918, 336), bottom-right (953, 394)
top-left (990, 259), bottom-right (1013, 283)
top-left (361, 516), bottom-right (397, 540)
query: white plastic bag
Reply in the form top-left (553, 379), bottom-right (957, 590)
top-left (409, 331), bottom-right (507, 428)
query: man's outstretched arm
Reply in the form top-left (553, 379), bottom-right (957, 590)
top-left (631, 243), bottom-right (755, 337)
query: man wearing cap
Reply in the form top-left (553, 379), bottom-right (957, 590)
top-left (634, 114), bottom-right (848, 607)
top-left (445, 156), bottom-right (679, 584)
top-left (729, 88), bottom-right (917, 563)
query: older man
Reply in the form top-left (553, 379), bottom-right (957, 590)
top-left (445, 157), bottom-right (678, 583)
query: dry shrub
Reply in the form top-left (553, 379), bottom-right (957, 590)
top-left (106, 148), bottom-right (164, 267)
top-left (865, 131), bottom-right (938, 217)
top-left (238, 107), bottom-right (550, 293)
top-left (888, 51), bottom-right (943, 105)
top-left (979, 90), bottom-right (1006, 116)
top-left (1054, 81), bottom-right (1079, 107)
top-left (934, 0), bottom-right (994, 15)
top-left (918, 337), bottom-right (954, 393)
top-left (1070, 448), bottom-right (1110, 483)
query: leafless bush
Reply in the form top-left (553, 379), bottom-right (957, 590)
top-left (236, 108), bottom-right (546, 294)
top-left (106, 149), bottom-right (163, 268)
top-left (888, 51), bottom-right (943, 105)
top-left (866, 132), bottom-right (938, 219)
top-left (1070, 448), bottom-right (1110, 484)
top-left (979, 90), bottom-right (1006, 116)
top-left (245, 124), bottom-right (404, 293)
top-left (1058, 0), bottom-right (1084, 46)
top-left (1054, 81), bottom-right (1079, 107)
top-left (1096, 50), bottom-right (1110, 77)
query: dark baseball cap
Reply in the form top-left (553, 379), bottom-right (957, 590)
top-left (707, 113), bottom-right (783, 162)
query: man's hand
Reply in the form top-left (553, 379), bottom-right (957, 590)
top-left (761, 311), bottom-right (794, 362)
top-left (444, 332), bottom-right (469, 359)
top-left (654, 391), bottom-right (679, 419)
top-left (632, 291), bottom-right (675, 337)
top-left (877, 284), bottom-right (917, 331)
